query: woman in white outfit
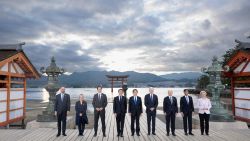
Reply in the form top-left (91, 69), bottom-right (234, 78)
top-left (197, 91), bottom-right (212, 135)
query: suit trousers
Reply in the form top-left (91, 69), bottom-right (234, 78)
top-left (147, 112), bottom-right (156, 134)
top-left (131, 114), bottom-right (140, 134)
top-left (57, 112), bottom-right (67, 134)
top-left (94, 111), bottom-right (106, 134)
top-left (199, 113), bottom-right (210, 134)
top-left (183, 112), bottom-right (192, 133)
top-left (116, 113), bottom-right (125, 135)
top-left (166, 112), bottom-right (176, 133)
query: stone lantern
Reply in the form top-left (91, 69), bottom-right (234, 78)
top-left (37, 57), bottom-right (65, 122)
top-left (201, 56), bottom-right (233, 121)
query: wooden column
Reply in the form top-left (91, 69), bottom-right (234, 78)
top-left (23, 78), bottom-right (26, 117)
top-left (6, 62), bottom-right (11, 128)
top-left (231, 77), bottom-right (235, 116)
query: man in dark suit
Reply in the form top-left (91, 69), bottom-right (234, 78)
top-left (180, 89), bottom-right (194, 136)
top-left (54, 87), bottom-right (71, 137)
top-left (144, 87), bottom-right (158, 135)
top-left (113, 89), bottom-right (127, 137)
top-left (163, 90), bottom-right (178, 136)
top-left (92, 85), bottom-right (108, 137)
top-left (128, 89), bottom-right (142, 136)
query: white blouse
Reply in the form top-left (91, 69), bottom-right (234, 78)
top-left (197, 98), bottom-right (212, 114)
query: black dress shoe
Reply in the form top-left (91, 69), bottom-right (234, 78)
top-left (166, 133), bottom-right (169, 136)
top-left (56, 134), bottom-right (60, 137)
top-left (185, 132), bottom-right (188, 136)
top-left (201, 133), bottom-right (204, 135)
top-left (131, 133), bottom-right (134, 136)
top-left (172, 133), bottom-right (176, 136)
top-left (152, 133), bottom-right (156, 135)
top-left (94, 133), bottom-right (97, 137)
top-left (78, 134), bottom-right (83, 136)
top-left (62, 133), bottom-right (67, 136)
top-left (189, 133), bottom-right (194, 136)
top-left (120, 135), bottom-right (124, 137)
top-left (137, 133), bottom-right (140, 136)
top-left (147, 133), bottom-right (150, 135)
top-left (206, 133), bottom-right (209, 136)
top-left (103, 134), bottom-right (106, 137)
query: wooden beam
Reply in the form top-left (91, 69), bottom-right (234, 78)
top-left (240, 60), bottom-right (249, 73)
top-left (0, 100), bottom-right (7, 103)
top-left (234, 116), bottom-right (250, 123)
top-left (11, 81), bottom-right (24, 84)
top-left (0, 80), bottom-right (7, 83)
top-left (10, 98), bottom-right (24, 101)
top-left (234, 98), bottom-right (250, 101)
top-left (235, 107), bottom-right (250, 111)
top-left (0, 71), bottom-right (25, 77)
top-left (0, 110), bottom-right (7, 114)
top-left (0, 53), bottom-right (40, 79)
top-left (227, 51), bottom-right (250, 67)
top-left (19, 53), bottom-right (40, 79)
top-left (9, 107), bottom-right (23, 112)
top-left (234, 80), bottom-right (250, 84)
top-left (0, 55), bottom-right (19, 68)
top-left (232, 72), bottom-right (250, 77)
top-left (11, 61), bottom-right (19, 74)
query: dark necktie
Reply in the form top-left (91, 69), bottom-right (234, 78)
top-left (99, 94), bottom-right (101, 101)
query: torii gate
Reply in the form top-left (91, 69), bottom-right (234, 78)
top-left (106, 75), bottom-right (129, 97)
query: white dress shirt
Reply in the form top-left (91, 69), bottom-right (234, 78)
top-left (197, 98), bottom-right (212, 114)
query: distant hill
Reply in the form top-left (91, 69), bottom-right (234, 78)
top-left (27, 71), bottom-right (201, 88)
top-left (160, 72), bottom-right (202, 80)
top-left (27, 70), bottom-right (167, 88)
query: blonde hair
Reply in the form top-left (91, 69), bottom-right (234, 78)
top-left (200, 91), bottom-right (207, 98)
top-left (79, 94), bottom-right (85, 99)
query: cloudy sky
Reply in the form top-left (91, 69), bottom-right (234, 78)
top-left (0, 0), bottom-right (249, 75)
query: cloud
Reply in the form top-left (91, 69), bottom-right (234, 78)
top-left (0, 0), bottom-right (250, 75)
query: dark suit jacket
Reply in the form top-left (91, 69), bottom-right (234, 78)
top-left (54, 93), bottom-right (71, 114)
top-left (144, 94), bottom-right (158, 114)
top-left (92, 93), bottom-right (108, 112)
top-left (163, 96), bottom-right (178, 114)
top-left (128, 96), bottom-right (143, 116)
top-left (113, 96), bottom-right (127, 114)
top-left (180, 95), bottom-right (194, 114)
top-left (75, 101), bottom-right (88, 125)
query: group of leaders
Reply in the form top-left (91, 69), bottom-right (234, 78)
top-left (54, 86), bottom-right (212, 137)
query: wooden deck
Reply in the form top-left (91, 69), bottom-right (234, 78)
top-left (0, 103), bottom-right (250, 141)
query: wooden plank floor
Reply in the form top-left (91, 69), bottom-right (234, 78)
top-left (0, 103), bottom-right (250, 141)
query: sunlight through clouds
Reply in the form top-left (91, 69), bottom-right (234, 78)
top-left (0, 0), bottom-right (249, 74)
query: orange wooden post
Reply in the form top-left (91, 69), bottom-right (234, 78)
top-left (6, 62), bottom-right (11, 128)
